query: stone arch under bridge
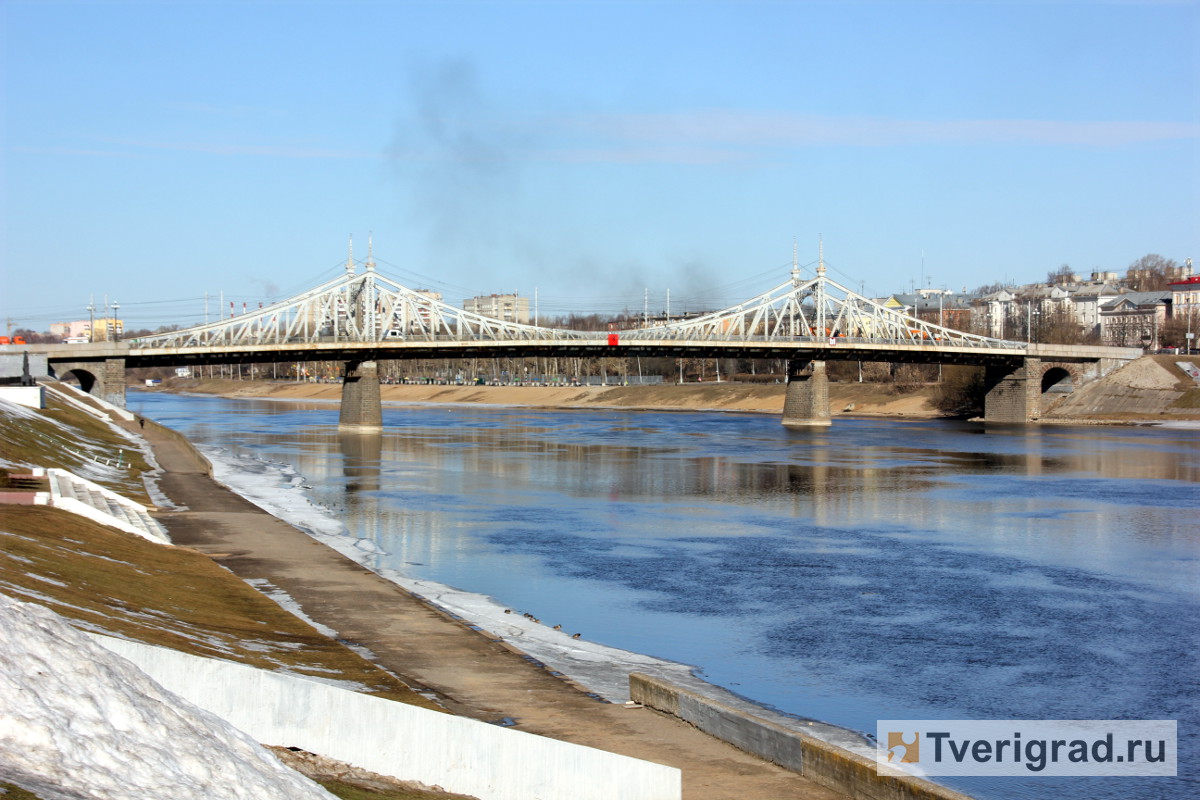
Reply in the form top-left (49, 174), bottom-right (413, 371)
top-left (1040, 365), bottom-right (1075, 394)
top-left (48, 358), bottom-right (126, 408)
top-left (982, 358), bottom-right (1092, 423)
top-left (52, 366), bottom-right (98, 393)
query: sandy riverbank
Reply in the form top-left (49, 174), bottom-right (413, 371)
top-left (148, 378), bottom-right (945, 418)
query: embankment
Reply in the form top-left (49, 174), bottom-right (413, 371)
top-left (1042, 354), bottom-right (1200, 423)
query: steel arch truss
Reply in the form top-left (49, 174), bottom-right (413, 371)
top-left (129, 263), bottom-right (1024, 353)
top-left (619, 271), bottom-right (1023, 349)
top-left (130, 269), bottom-right (592, 349)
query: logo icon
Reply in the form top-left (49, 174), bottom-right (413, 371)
top-left (887, 731), bottom-right (920, 763)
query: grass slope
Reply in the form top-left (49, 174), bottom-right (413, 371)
top-left (0, 391), bottom-right (154, 505)
top-left (0, 505), bottom-right (438, 708)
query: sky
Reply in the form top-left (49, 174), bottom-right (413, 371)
top-left (2, 0), bottom-right (1198, 333)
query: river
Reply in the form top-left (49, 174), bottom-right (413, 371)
top-left (128, 390), bottom-right (1198, 800)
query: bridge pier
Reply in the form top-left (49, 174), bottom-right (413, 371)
top-left (100, 358), bottom-right (127, 408)
top-left (781, 360), bottom-right (831, 427)
top-left (983, 357), bottom-right (1041, 423)
top-left (338, 360), bottom-right (383, 432)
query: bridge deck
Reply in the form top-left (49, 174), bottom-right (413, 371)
top-left (20, 339), bottom-right (1141, 367)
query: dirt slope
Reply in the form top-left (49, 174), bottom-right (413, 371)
top-left (1043, 355), bottom-right (1200, 422)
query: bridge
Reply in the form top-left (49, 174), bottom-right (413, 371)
top-left (18, 243), bottom-right (1142, 429)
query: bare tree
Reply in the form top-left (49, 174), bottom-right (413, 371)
top-left (1126, 254), bottom-right (1180, 292)
top-left (932, 365), bottom-right (987, 416)
top-left (10, 328), bottom-right (56, 343)
top-left (1038, 306), bottom-right (1098, 345)
top-left (1047, 264), bottom-right (1076, 285)
top-left (973, 281), bottom-right (1007, 295)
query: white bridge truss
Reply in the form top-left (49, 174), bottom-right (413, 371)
top-left (130, 251), bottom-right (1025, 353)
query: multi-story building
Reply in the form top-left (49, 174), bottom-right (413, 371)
top-left (49, 319), bottom-right (122, 342)
top-left (50, 321), bottom-right (92, 341)
top-left (463, 293), bottom-right (530, 324)
top-left (92, 318), bottom-right (124, 341)
top-left (971, 289), bottom-right (1017, 339)
top-left (1068, 283), bottom-right (1121, 338)
top-left (1099, 292), bottom-right (1171, 349)
top-left (1169, 273), bottom-right (1200, 315)
top-left (1169, 273), bottom-right (1200, 347)
top-left (885, 293), bottom-right (976, 331)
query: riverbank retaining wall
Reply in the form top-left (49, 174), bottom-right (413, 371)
top-left (93, 635), bottom-right (682, 800)
top-left (142, 416), bottom-right (214, 476)
top-left (630, 672), bottom-right (972, 800)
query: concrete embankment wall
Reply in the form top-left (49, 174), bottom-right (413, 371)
top-left (93, 635), bottom-right (682, 800)
top-left (631, 673), bottom-right (971, 800)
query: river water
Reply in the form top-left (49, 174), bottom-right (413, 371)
top-left (128, 390), bottom-right (1198, 800)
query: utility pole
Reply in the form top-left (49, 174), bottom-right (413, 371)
top-left (87, 296), bottom-right (95, 342)
top-left (111, 302), bottom-right (120, 341)
top-left (938, 294), bottom-right (944, 382)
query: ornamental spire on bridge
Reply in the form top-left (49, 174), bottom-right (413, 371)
top-left (345, 235), bottom-right (355, 276)
top-left (366, 232), bottom-right (376, 272)
top-left (791, 238), bottom-right (801, 286)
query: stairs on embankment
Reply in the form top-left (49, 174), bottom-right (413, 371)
top-left (0, 467), bottom-right (171, 544)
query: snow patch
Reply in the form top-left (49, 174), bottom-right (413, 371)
top-left (0, 593), bottom-right (336, 800)
top-left (243, 578), bottom-right (340, 639)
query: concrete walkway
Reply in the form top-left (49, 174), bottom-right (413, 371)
top-left (132, 416), bottom-right (846, 800)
